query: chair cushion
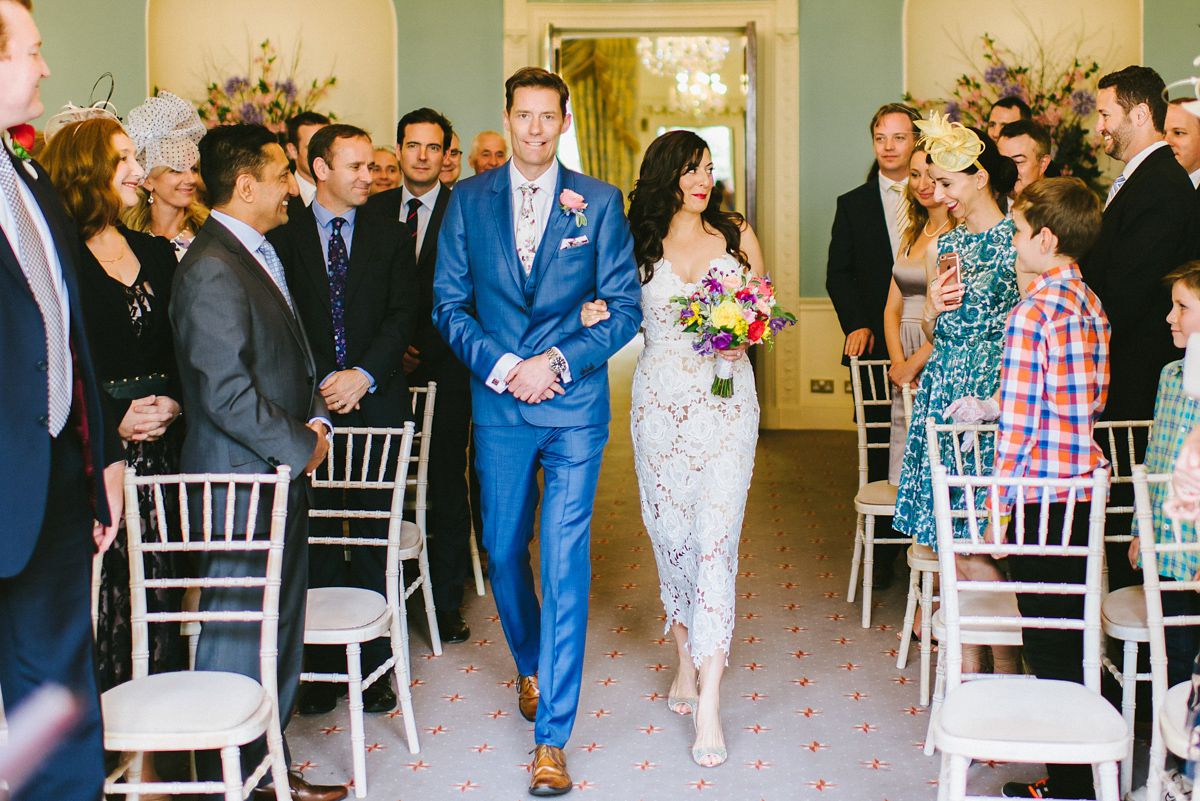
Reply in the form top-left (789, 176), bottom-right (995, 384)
top-left (907, 543), bottom-right (940, 571)
top-left (305, 587), bottom-right (391, 643)
top-left (933, 678), bottom-right (1128, 763)
top-left (931, 591), bottom-right (1023, 646)
top-left (1160, 680), bottom-right (1194, 758)
top-left (855, 480), bottom-right (897, 509)
top-left (1101, 585), bottom-right (1149, 642)
top-left (102, 671), bottom-right (272, 751)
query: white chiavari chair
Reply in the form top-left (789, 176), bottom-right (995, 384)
top-left (927, 461), bottom-right (1125, 801)
top-left (102, 467), bottom-right (293, 801)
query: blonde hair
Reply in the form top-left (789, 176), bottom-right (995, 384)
top-left (120, 165), bottom-right (209, 236)
top-left (40, 117), bottom-right (124, 240)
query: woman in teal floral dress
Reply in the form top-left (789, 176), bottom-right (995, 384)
top-left (894, 116), bottom-right (1020, 552)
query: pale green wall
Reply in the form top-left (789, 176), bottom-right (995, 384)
top-left (24, 0), bottom-right (1200, 296)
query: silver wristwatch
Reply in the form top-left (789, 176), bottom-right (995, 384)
top-left (544, 347), bottom-right (568, 376)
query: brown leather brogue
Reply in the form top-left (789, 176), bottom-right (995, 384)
top-left (529, 744), bottom-right (572, 796)
top-left (251, 770), bottom-right (348, 800)
top-left (518, 673), bottom-right (540, 722)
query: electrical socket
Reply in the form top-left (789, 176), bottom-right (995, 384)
top-left (810, 378), bottom-right (834, 394)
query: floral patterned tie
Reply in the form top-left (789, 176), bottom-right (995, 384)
top-left (517, 184), bottom-right (538, 275)
top-left (328, 217), bottom-right (350, 369)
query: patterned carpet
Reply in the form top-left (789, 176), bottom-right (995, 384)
top-left (286, 343), bottom-right (1049, 799)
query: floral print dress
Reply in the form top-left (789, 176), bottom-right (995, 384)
top-left (894, 218), bottom-right (1019, 547)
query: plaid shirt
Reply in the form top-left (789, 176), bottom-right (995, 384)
top-left (994, 264), bottom-right (1110, 514)
top-left (1145, 362), bottom-right (1200, 581)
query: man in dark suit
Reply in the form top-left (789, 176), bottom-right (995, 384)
top-left (825, 102), bottom-right (919, 587)
top-left (1082, 66), bottom-right (1200, 424)
top-left (369, 108), bottom-right (475, 645)
top-left (171, 124), bottom-right (345, 801)
top-left (1166, 98), bottom-right (1200, 195)
top-left (271, 123), bottom-right (418, 715)
top-left (0, 2), bottom-right (125, 798)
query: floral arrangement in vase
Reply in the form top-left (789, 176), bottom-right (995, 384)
top-left (904, 33), bottom-right (1106, 194)
top-left (195, 39), bottom-right (337, 133)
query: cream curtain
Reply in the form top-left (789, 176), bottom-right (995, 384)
top-left (560, 38), bottom-right (640, 197)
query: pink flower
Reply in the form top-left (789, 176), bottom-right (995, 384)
top-left (559, 188), bottom-right (587, 212)
top-left (718, 274), bottom-right (741, 292)
top-left (755, 298), bottom-right (772, 316)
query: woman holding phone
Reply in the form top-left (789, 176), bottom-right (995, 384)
top-left (893, 115), bottom-right (1019, 588)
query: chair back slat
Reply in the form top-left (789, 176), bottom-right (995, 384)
top-left (848, 357), bottom-right (892, 488)
top-left (407, 382), bottom-right (438, 532)
top-left (122, 466), bottom-right (292, 691)
top-left (1093, 420), bottom-right (1153, 544)
top-left (1131, 466), bottom-right (1200, 713)
top-left (932, 461), bottom-right (1110, 696)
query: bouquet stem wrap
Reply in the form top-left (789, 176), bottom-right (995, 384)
top-left (713, 358), bottom-right (735, 397)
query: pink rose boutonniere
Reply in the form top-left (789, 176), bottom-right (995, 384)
top-left (559, 188), bottom-right (588, 228)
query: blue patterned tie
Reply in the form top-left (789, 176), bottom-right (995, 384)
top-left (255, 239), bottom-right (296, 315)
top-left (328, 217), bottom-right (350, 369)
top-left (1105, 173), bottom-right (1126, 208)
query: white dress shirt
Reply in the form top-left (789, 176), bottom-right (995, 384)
top-left (878, 173), bottom-right (909, 259)
top-left (400, 181), bottom-right (442, 256)
top-left (1190, 167), bottom-right (1200, 190)
top-left (485, 161), bottom-right (571, 393)
top-left (295, 172), bottom-right (316, 207)
top-left (0, 159), bottom-right (71, 386)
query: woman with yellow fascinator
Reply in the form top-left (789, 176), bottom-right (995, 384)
top-left (892, 113), bottom-right (1021, 671)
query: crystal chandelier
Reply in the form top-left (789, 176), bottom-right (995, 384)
top-left (638, 36), bottom-right (733, 117)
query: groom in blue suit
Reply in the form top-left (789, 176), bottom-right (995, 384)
top-left (433, 67), bottom-right (641, 795)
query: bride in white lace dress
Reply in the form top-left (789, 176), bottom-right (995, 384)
top-left (584, 131), bottom-right (764, 767)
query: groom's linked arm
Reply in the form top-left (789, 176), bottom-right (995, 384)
top-left (432, 189), bottom-right (512, 383)
top-left (550, 186), bottom-right (642, 377)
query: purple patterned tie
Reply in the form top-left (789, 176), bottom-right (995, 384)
top-left (328, 217), bottom-right (350, 369)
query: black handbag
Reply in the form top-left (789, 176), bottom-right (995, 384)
top-left (102, 372), bottom-right (170, 400)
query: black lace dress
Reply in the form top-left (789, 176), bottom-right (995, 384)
top-left (79, 226), bottom-right (187, 691)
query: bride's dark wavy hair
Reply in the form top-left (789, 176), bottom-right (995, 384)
top-left (627, 130), bottom-right (748, 284)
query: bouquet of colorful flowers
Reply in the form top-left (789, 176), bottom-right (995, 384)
top-left (671, 266), bottom-right (796, 397)
top-left (195, 39), bottom-right (337, 133)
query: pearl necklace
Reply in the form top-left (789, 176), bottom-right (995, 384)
top-left (923, 218), bottom-right (950, 238)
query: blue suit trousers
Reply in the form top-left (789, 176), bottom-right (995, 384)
top-left (475, 422), bottom-right (608, 748)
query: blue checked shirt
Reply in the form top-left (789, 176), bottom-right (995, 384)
top-left (994, 264), bottom-right (1110, 514)
top-left (1145, 361), bottom-right (1200, 581)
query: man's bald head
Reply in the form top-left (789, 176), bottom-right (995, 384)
top-left (468, 130), bottom-right (507, 174)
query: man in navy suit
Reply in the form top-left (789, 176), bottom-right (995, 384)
top-left (433, 67), bottom-right (641, 795)
top-left (0, 2), bottom-right (125, 798)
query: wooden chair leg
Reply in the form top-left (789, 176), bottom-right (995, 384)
top-left (860, 514), bottom-right (876, 628)
top-left (925, 644), bottom-right (946, 756)
top-left (847, 513), bottom-right (864, 604)
top-left (944, 753), bottom-right (969, 801)
top-left (127, 751), bottom-right (143, 801)
top-left (918, 570), bottom-right (935, 707)
top-left (219, 745), bottom-right (243, 801)
top-left (1118, 639), bottom-right (1138, 798)
top-left (388, 610), bottom-right (420, 754)
top-left (469, 530), bottom-right (485, 597)
top-left (346, 644), bottom-right (367, 798)
top-left (417, 547), bottom-right (442, 655)
top-left (1095, 760), bottom-right (1120, 801)
top-left (897, 561), bottom-right (919, 669)
top-left (1146, 717), bottom-right (1168, 801)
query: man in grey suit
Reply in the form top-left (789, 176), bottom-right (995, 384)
top-left (170, 124), bottom-right (346, 801)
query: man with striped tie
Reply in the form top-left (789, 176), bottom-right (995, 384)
top-left (170, 123), bottom-right (347, 801)
top-left (1081, 66), bottom-right (1200, 426)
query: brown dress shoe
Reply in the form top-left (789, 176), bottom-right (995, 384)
top-left (518, 673), bottom-right (540, 722)
top-left (529, 744), bottom-right (572, 796)
top-left (252, 770), bottom-right (348, 801)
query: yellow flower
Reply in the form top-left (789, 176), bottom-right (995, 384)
top-left (711, 300), bottom-right (743, 329)
top-left (734, 317), bottom-right (748, 337)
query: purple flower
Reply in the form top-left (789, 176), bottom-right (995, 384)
top-left (768, 316), bottom-right (790, 333)
top-left (944, 101), bottom-right (962, 123)
top-left (711, 331), bottom-right (733, 350)
top-left (703, 276), bottom-right (723, 294)
top-left (984, 64), bottom-right (1009, 86)
top-left (239, 103), bottom-right (264, 124)
top-left (1070, 89), bottom-right (1095, 117)
top-left (224, 76), bottom-right (251, 95)
top-left (274, 79), bottom-right (297, 101)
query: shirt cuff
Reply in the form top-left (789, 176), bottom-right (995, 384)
top-left (353, 367), bottom-right (376, 393)
top-left (549, 346), bottom-right (573, 384)
top-left (308, 417), bottom-right (334, 441)
top-left (486, 353), bottom-right (523, 393)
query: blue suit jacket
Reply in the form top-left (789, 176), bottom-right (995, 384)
top-left (433, 162), bottom-right (641, 428)
top-left (0, 152), bottom-right (122, 578)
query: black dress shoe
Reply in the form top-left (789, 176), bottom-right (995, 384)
top-left (362, 678), bottom-right (397, 713)
top-left (297, 682), bottom-right (341, 716)
top-left (871, 564), bottom-right (895, 591)
top-left (437, 608), bottom-right (470, 644)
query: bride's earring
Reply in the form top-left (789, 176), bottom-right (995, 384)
top-left (147, 190), bottom-right (154, 205)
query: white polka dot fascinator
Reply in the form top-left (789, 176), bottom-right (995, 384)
top-left (125, 91), bottom-right (206, 173)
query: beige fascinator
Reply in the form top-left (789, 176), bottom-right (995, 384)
top-left (125, 91), bottom-right (206, 173)
top-left (915, 111), bottom-right (984, 173)
top-left (42, 101), bottom-right (121, 142)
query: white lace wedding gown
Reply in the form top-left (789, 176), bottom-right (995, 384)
top-left (631, 254), bottom-right (760, 667)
